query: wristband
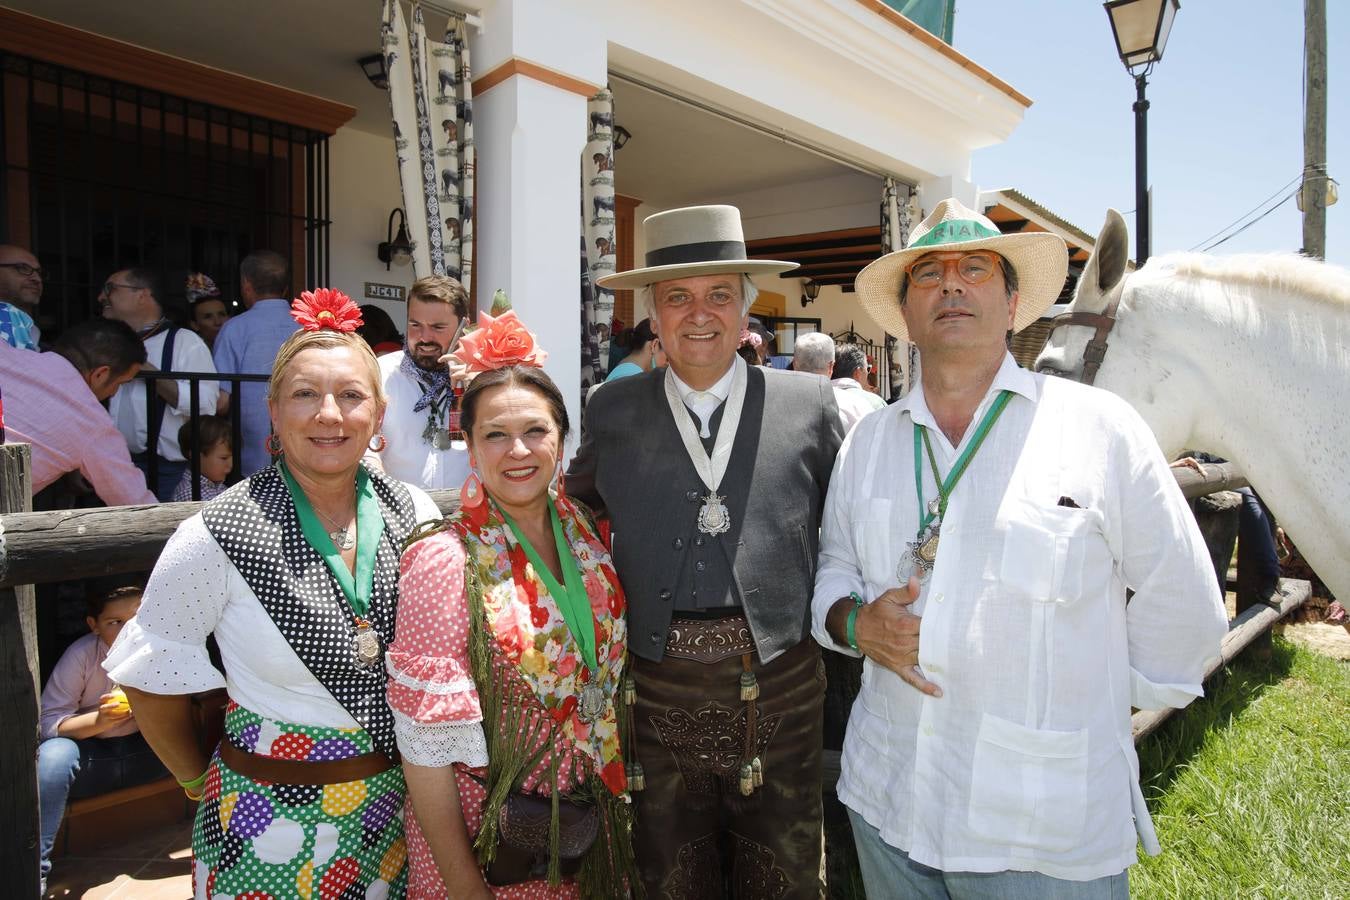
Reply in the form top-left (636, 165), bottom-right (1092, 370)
top-left (178, 768), bottom-right (209, 800)
top-left (844, 591), bottom-right (865, 651)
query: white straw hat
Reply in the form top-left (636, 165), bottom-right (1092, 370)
top-left (855, 197), bottom-right (1068, 341)
top-left (597, 205), bottom-right (797, 290)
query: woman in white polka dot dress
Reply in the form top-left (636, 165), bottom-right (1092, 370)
top-left (106, 291), bottom-right (442, 899)
top-left (388, 310), bottom-right (637, 898)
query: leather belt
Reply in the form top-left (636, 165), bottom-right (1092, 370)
top-left (665, 613), bottom-right (755, 664)
top-left (219, 738), bottom-right (395, 785)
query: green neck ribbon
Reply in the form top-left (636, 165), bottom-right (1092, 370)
top-left (499, 501), bottom-right (600, 672)
top-left (281, 462), bottom-right (385, 618)
top-left (914, 389), bottom-right (1014, 536)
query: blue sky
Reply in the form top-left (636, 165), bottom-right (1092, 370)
top-left (952, 1), bottom-right (1346, 266)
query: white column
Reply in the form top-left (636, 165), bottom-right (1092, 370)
top-left (471, 0), bottom-right (606, 461)
top-left (917, 175), bottom-right (978, 213)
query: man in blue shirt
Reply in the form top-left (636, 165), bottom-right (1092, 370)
top-left (212, 250), bottom-right (297, 474)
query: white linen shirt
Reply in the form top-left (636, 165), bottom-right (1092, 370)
top-left (812, 353), bottom-right (1226, 881)
top-left (830, 376), bottom-right (887, 433)
top-left (105, 487), bottom-right (441, 728)
top-left (373, 350), bottom-right (470, 491)
top-left (109, 326), bottom-right (218, 461)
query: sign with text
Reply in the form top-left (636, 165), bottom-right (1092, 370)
top-left (364, 282), bottom-right (406, 302)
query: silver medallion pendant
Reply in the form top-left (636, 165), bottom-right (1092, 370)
top-left (352, 621), bottom-right (382, 670)
top-left (697, 492), bottom-right (731, 536)
top-left (900, 522), bottom-right (941, 584)
top-left (330, 528), bottom-right (355, 552)
top-left (578, 677), bottom-right (606, 724)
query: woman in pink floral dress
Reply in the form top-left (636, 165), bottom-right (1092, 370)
top-left (387, 311), bottom-right (635, 898)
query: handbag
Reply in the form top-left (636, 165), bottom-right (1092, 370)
top-left (466, 773), bottom-right (600, 885)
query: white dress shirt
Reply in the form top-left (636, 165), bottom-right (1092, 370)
top-left (830, 376), bottom-right (887, 433)
top-left (670, 361), bottom-right (735, 438)
top-left (373, 350), bottom-right (470, 491)
top-left (109, 325), bottom-right (218, 461)
top-left (812, 354), bottom-right (1226, 881)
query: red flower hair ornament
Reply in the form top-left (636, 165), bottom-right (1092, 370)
top-left (451, 310), bottom-right (548, 374)
top-left (290, 288), bottom-right (364, 333)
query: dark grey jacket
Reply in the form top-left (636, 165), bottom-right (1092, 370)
top-left (568, 364), bottom-right (843, 663)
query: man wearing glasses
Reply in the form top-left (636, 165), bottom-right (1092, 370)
top-left (101, 267), bottom-right (219, 501)
top-left (0, 244), bottom-right (45, 350)
top-left (812, 198), bottom-right (1225, 897)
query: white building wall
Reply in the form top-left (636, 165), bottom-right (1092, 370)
top-left (328, 126), bottom-right (413, 326)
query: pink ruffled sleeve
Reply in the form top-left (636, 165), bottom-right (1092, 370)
top-left (387, 531), bottom-right (488, 768)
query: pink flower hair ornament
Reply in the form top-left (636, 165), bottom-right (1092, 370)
top-left (451, 310), bottom-right (548, 374)
top-left (738, 328), bottom-right (763, 350)
top-left (290, 288), bottom-right (364, 333)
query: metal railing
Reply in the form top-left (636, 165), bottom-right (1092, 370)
top-left (139, 369), bottom-right (269, 499)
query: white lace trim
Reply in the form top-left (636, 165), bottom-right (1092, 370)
top-left (385, 656), bottom-right (476, 696)
top-left (394, 714), bottom-right (489, 768)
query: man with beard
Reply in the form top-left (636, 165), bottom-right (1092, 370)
top-left (368, 275), bottom-right (469, 490)
top-left (0, 243), bottom-right (44, 349)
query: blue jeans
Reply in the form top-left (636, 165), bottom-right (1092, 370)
top-left (847, 808), bottom-right (1129, 899)
top-left (131, 453), bottom-right (188, 503)
top-left (38, 733), bottom-right (166, 880)
top-left (1237, 488), bottom-right (1281, 582)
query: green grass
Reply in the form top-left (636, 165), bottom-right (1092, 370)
top-left (1132, 638), bottom-right (1350, 899)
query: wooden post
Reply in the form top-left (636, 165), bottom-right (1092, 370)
top-left (0, 444), bottom-right (41, 895)
top-left (1302, 0), bottom-right (1328, 259)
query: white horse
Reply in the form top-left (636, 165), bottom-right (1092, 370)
top-left (1036, 210), bottom-right (1350, 603)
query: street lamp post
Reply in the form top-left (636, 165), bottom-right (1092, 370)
top-left (1105, 0), bottom-right (1180, 265)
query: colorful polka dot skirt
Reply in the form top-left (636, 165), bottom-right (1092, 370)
top-left (192, 702), bottom-right (408, 899)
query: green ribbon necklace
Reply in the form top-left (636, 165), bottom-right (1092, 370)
top-left (905, 389), bottom-right (1013, 581)
top-left (498, 501), bottom-right (600, 672)
top-left (280, 462), bottom-right (384, 618)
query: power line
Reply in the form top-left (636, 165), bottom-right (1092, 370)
top-left (1199, 189), bottom-right (1299, 252)
top-left (1188, 174), bottom-right (1303, 251)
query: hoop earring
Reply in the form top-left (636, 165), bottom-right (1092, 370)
top-left (460, 468), bottom-right (485, 508)
top-left (265, 433), bottom-right (283, 457)
top-left (368, 434), bottom-right (387, 453)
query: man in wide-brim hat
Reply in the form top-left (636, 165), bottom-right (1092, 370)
top-left (570, 204), bottom-right (843, 898)
top-left (811, 197), bottom-right (1227, 896)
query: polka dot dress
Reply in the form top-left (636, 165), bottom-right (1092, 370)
top-left (193, 702), bottom-right (408, 899)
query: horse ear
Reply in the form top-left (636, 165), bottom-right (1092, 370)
top-left (1090, 209), bottom-right (1130, 293)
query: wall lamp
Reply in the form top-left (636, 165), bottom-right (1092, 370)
top-left (359, 54), bottom-right (389, 91)
top-left (613, 125), bottom-right (632, 150)
top-left (378, 208), bottom-right (414, 270)
top-left (800, 279), bottom-right (821, 308)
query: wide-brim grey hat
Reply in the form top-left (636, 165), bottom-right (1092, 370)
top-left (855, 197), bottom-right (1068, 341)
top-left (598, 205), bottom-right (798, 290)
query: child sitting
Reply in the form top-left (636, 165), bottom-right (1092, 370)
top-left (38, 586), bottom-right (167, 890)
top-left (171, 415), bottom-right (233, 502)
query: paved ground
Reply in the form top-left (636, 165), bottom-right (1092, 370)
top-left (45, 818), bottom-right (192, 899)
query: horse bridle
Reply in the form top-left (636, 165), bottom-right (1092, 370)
top-left (1043, 291), bottom-right (1123, 386)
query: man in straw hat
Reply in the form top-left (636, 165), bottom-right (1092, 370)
top-left (570, 205), bottom-right (843, 898)
top-left (811, 198), bottom-right (1226, 896)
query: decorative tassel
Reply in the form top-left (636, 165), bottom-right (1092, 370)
top-left (623, 674), bottom-right (636, 706)
top-left (752, 756), bottom-right (763, 788)
top-left (739, 670), bottom-right (759, 701)
top-left (627, 761), bottom-right (645, 792)
top-left (739, 762), bottom-right (755, 797)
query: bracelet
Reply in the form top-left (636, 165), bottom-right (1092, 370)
top-left (844, 591), bottom-right (865, 652)
top-left (178, 768), bottom-right (209, 800)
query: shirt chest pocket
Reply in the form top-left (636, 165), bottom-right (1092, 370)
top-left (998, 501), bottom-right (1112, 604)
top-left (850, 498), bottom-right (894, 588)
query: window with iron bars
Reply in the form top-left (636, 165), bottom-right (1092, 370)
top-left (0, 51), bottom-right (330, 339)
top-left (1, 51), bottom-right (333, 499)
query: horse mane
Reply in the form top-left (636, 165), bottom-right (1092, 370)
top-left (1144, 252), bottom-right (1350, 307)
